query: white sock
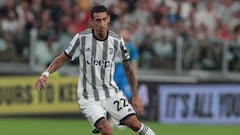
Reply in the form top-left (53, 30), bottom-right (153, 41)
top-left (137, 123), bottom-right (156, 135)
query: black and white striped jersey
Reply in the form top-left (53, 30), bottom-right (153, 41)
top-left (64, 28), bottom-right (130, 101)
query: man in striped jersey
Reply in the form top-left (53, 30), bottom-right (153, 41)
top-left (34, 5), bottom-right (156, 135)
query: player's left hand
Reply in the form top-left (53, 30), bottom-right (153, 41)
top-left (131, 95), bottom-right (143, 116)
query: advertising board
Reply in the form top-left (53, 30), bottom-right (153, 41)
top-left (0, 76), bottom-right (79, 115)
top-left (159, 84), bottom-right (240, 124)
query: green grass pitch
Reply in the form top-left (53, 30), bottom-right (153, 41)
top-left (0, 118), bottom-right (240, 135)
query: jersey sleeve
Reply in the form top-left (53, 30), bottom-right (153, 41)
top-left (118, 38), bottom-right (130, 62)
top-left (64, 33), bottom-right (81, 61)
top-left (128, 44), bottom-right (139, 62)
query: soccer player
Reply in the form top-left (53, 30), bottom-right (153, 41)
top-left (34, 5), bottom-right (156, 135)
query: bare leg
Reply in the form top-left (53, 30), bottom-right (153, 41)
top-left (121, 115), bottom-right (142, 131)
top-left (122, 115), bottom-right (156, 135)
top-left (95, 118), bottom-right (113, 135)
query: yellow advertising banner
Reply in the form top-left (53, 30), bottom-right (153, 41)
top-left (0, 76), bottom-right (79, 115)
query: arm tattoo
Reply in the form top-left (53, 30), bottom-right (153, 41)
top-left (123, 61), bottom-right (138, 96)
top-left (47, 54), bottom-right (68, 74)
top-left (50, 60), bottom-right (62, 72)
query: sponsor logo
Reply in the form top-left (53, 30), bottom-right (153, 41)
top-left (109, 48), bottom-right (114, 55)
top-left (86, 56), bottom-right (111, 68)
top-left (128, 108), bottom-right (132, 112)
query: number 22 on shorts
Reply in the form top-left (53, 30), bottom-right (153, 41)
top-left (113, 98), bottom-right (129, 111)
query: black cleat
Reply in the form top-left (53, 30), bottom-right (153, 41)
top-left (92, 128), bottom-right (100, 134)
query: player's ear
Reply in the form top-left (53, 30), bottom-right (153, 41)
top-left (107, 15), bottom-right (110, 24)
top-left (90, 18), bottom-right (93, 26)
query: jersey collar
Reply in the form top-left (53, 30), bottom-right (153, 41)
top-left (92, 29), bottom-right (109, 41)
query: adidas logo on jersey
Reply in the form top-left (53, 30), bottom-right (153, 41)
top-left (128, 108), bottom-right (132, 112)
top-left (109, 48), bottom-right (113, 54)
top-left (87, 56), bottom-right (111, 68)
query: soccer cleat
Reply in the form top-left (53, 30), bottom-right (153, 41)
top-left (92, 128), bottom-right (100, 134)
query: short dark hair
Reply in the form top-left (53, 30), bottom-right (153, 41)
top-left (90, 5), bottom-right (109, 19)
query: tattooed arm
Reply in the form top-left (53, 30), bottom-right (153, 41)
top-left (123, 60), bottom-right (143, 115)
top-left (46, 53), bottom-right (69, 74)
top-left (34, 53), bottom-right (69, 90)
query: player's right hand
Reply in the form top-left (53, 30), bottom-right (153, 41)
top-left (132, 95), bottom-right (144, 116)
top-left (34, 76), bottom-right (48, 90)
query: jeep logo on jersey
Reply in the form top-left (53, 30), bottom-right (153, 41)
top-left (87, 56), bottom-right (111, 68)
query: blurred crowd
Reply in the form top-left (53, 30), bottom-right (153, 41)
top-left (1, 0), bottom-right (240, 71)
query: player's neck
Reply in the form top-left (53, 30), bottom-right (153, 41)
top-left (92, 29), bottom-right (108, 41)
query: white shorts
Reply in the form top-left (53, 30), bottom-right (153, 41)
top-left (77, 91), bottom-right (136, 128)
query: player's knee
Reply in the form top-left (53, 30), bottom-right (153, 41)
top-left (96, 119), bottom-right (112, 135)
top-left (98, 124), bottom-right (112, 135)
top-left (122, 115), bottom-right (142, 131)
